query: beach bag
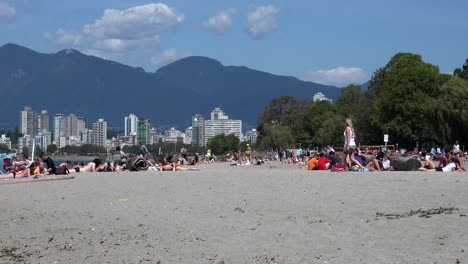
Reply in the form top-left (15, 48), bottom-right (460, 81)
top-left (127, 156), bottom-right (147, 171)
top-left (331, 163), bottom-right (346, 172)
top-left (55, 167), bottom-right (69, 175)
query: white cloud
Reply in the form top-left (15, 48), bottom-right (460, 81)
top-left (202, 9), bottom-right (235, 34)
top-left (44, 29), bottom-right (81, 46)
top-left (80, 3), bottom-right (183, 60)
top-left (83, 3), bottom-right (183, 40)
top-left (246, 5), bottom-right (279, 39)
top-left (150, 48), bottom-right (191, 67)
top-left (94, 36), bottom-right (160, 53)
top-left (304, 67), bottom-right (369, 87)
top-left (0, 2), bottom-right (16, 19)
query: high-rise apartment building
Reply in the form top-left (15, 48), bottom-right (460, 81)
top-left (19, 106), bottom-right (34, 136)
top-left (92, 118), bottom-right (107, 147)
top-left (192, 114), bottom-right (205, 146)
top-left (204, 107), bottom-right (242, 146)
top-left (53, 114), bottom-right (67, 144)
top-left (137, 118), bottom-right (150, 145)
top-left (36, 110), bottom-right (50, 134)
top-left (124, 114), bottom-right (139, 136)
top-left (67, 114), bottom-right (79, 137)
top-left (77, 117), bottom-right (87, 134)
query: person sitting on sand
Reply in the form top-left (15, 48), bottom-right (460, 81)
top-left (115, 146), bottom-right (128, 165)
top-left (366, 153), bottom-right (391, 171)
top-left (307, 153), bottom-right (319, 170)
top-left (40, 152), bottom-right (56, 175)
top-left (418, 159), bottom-right (437, 171)
top-left (2, 157), bottom-right (13, 173)
top-left (438, 151), bottom-right (452, 168)
top-left (15, 154), bottom-right (32, 171)
top-left (317, 153), bottom-right (330, 170)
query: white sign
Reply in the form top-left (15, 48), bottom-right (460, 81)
top-left (384, 134), bottom-right (389, 143)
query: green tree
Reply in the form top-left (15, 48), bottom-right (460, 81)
top-left (259, 124), bottom-right (295, 149)
top-left (0, 144), bottom-right (10, 153)
top-left (47, 144), bottom-right (58, 154)
top-left (312, 114), bottom-right (345, 147)
top-left (207, 134), bottom-right (240, 154)
top-left (426, 77), bottom-right (468, 146)
top-left (22, 146), bottom-right (29, 155)
top-left (454, 58), bottom-right (468, 80)
top-left (335, 84), bottom-right (380, 144)
top-left (369, 53), bottom-right (440, 147)
top-left (257, 96), bottom-right (309, 134)
top-left (303, 100), bottom-right (336, 142)
top-left (33, 145), bottom-right (43, 156)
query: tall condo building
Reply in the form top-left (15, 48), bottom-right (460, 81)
top-left (19, 106), bottom-right (34, 136)
top-left (37, 110), bottom-right (50, 134)
top-left (137, 118), bottom-right (150, 145)
top-left (124, 114), bottom-right (139, 136)
top-left (204, 107), bottom-right (242, 146)
top-left (67, 114), bottom-right (79, 137)
top-left (53, 114), bottom-right (67, 144)
top-left (77, 117), bottom-right (87, 134)
top-left (92, 118), bottom-right (107, 147)
top-left (191, 114), bottom-right (205, 146)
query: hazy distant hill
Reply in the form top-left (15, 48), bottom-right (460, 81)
top-left (0, 43), bottom-right (342, 130)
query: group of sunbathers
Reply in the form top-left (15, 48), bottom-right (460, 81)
top-left (418, 151), bottom-right (465, 172)
top-left (0, 148), bottom-right (202, 179)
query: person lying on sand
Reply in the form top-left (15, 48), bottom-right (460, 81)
top-left (418, 158), bottom-right (462, 172)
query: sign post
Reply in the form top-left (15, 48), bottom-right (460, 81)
top-left (384, 134), bottom-right (389, 150)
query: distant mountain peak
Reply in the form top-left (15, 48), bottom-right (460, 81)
top-left (157, 56), bottom-right (223, 74)
top-left (0, 43), bottom-right (38, 53)
top-left (55, 48), bottom-right (82, 55)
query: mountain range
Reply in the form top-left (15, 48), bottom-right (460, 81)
top-left (0, 43), bottom-right (343, 131)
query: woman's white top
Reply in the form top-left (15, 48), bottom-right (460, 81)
top-left (442, 163), bottom-right (457, 172)
top-left (343, 127), bottom-right (356, 148)
top-left (453, 144), bottom-right (460, 154)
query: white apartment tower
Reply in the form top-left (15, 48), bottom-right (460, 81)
top-left (124, 114), bottom-right (139, 136)
top-left (53, 114), bottom-right (67, 144)
top-left (92, 118), bottom-right (107, 147)
top-left (204, 107), bottom-right (242, 146)
top-left (67, 114), bottom-right (79, 137)
top-left (19, 106), bottom-right (34, 136)
top-left (37, 110), bottom-right (50, 134)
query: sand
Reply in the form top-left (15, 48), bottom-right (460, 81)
top-left (0, 163), bottom-right (467, 264)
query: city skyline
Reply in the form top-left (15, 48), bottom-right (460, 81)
top-left (7, 106), bottom-right (254, 152)
top-left (1, 1), bottom-right (467, 87)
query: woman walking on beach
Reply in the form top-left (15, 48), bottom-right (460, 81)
top-left (343, 118), bottom-right (364, 170)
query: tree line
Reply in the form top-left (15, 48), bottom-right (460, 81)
top-left (256, 54), bottom-right (468, 151)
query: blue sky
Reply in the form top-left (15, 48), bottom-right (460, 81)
top-left (1, 0), bottom-right (467, 86)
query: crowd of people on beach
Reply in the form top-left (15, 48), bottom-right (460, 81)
top-left (1, 118), bottom-right (466, 180)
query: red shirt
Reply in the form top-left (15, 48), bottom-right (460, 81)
top-left (317, 157), bottom-right (330, 170)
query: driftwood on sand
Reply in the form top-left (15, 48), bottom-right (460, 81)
top-left (0, 175), bottom-right (75, 186)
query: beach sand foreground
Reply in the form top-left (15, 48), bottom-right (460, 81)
top-left (0, 163), bottom-right (467, 263)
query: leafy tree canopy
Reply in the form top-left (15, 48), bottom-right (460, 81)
top-left (207, 134), bottom-right (240, 155)
top-left (454, 58), bottom-right (468, 80)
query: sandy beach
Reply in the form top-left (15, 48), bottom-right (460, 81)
top-left (1, 163), bottom-right (467, 264)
